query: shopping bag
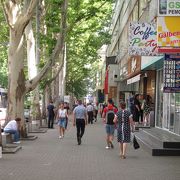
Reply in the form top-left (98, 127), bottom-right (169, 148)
top-left (133, 135), bottom-right (140, 149)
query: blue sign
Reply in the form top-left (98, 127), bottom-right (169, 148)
top-left (163, 53), bottom-right (180, 93)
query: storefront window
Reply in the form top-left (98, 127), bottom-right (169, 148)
top-left (156, 69), bottom-right (180, 135)
top-left (163, 93), bottom-right (180, 135)
top-left (156, 70), bottom-right (163, 128)
top-left (174, 94), bottom-right (180, 135)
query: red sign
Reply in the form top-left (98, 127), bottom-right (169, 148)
top-left (158, 48), bottom-right (180, 53)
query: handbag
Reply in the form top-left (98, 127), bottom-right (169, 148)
top-left (133, 135), bottom-right (140, 149)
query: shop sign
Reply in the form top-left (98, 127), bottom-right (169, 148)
top-left (157, 17), bottom-right (180, 47)
top-left (127, 74), bottom-right (141, 85)
top-left (158, 0), bottom-right (180, 16)
top-left (163, 53), bottom-right (180, 93)
top-left (129, 22), bottom-right (158, 56)
top-left (128, 56), bottom-right (141, 78)
top-left (64, 95), bottom-right (70, 103)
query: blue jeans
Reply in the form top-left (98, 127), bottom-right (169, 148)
top-left (4, 129), bottom-right (20, 142)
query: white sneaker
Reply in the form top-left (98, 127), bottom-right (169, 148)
top-left (13, 141), bottom-right (21, 144)
top-left (59, 136), bottom-right (62, 139)
top-left (105, 146), bottom-right (110, 149)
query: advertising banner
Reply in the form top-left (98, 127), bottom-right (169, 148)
top-left (129, 22), bottom-right (159, 56)
top-left (157, 17), bottom-right (180, 47)
top-left (158, 0), bottom-right (180, 16)
top-left (163, 53), bottom-right (180, 93)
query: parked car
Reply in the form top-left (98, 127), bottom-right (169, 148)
top-left (0, 108), bottom-right (7, 129)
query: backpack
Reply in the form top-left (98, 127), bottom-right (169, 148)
top-left (106, 108), bottom-right (115, 125)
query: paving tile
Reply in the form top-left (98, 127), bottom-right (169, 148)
top-left (0, 117), bottom-right (180, 180)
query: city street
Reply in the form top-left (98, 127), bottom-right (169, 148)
top-left (0, 119), bottom-right (180, 180)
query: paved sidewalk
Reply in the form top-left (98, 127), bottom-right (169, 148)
top-left (0, 118), bottom-right (180, 180)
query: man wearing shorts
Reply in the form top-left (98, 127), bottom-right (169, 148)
top-left (102, 99), bottom-right (118, 149)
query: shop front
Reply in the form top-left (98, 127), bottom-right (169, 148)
top-left (118, 56), bottom-right (141, 105)
top-left (142, 55), bottom-right (180, 135)
top-left (156, 63), bottom-right (180, 136)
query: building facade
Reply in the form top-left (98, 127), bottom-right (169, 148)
top-left (106, 0), bottom-right (180, 136)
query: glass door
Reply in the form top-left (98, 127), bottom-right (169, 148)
top-left (156, 70), bottom-right (163, 128)
top-left (174, 93), bottom-right (180, 135)
top-left (163, 93), bottom-right (180, 135)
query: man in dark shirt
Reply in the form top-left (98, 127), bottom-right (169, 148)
top-left (64, 102), bottom-right (70, 129)
top-left (47, 101), bottom-right (55, 128)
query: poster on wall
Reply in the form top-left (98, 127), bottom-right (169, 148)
top-left (158, 0), bottom-right (180, 16)
top-left (163, 53), bottom-right (180, 93)
top-left (129, 22), bottom-right (159, 56)
top-left (157, 17), bottom-right (180, 47)
top-left (64, 95), bottom-right (70, 103)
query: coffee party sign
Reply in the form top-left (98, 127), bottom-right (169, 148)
top-left (129, 22), bottom-right (159, 56)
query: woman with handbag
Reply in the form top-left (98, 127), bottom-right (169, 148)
top-left (114, 101), bottom-right (134, 159)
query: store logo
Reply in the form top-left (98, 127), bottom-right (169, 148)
top-left (131, 58), bottom-right (137, 72)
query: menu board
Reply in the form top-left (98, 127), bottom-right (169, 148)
top-left (163, 53), bottom-right (180, 93)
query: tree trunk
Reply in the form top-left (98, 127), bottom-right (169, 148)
top-left (3, 0), bottom-right (67, 134)
top-left (25, 0), bottom-right (41, 122)
top-left (3, 0), bottom-right (38, 137)
top-left (7, 29), bottom-right (25, 121)
top-left (7, 29), bottom-right (27, 136)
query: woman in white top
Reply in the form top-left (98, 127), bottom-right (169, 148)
top-left (56, 103), bottom-right (68, 139)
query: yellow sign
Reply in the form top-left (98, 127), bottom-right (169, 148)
top-left (157, 17), bottom-right (180, 47)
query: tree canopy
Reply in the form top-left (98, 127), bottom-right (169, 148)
top-left (0, 0), bottom-right (113, 98)
top-left (66, 0), bottom-right (113, 98)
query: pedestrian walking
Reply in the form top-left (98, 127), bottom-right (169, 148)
top-left (128, 93), bottom-right (134, 114)
top-left (47, 101), bottom-right (55, 129)
top-left (73, 100), bottom-right (88, 145)
top-left (56, 103), bottom-right (68, 139)
top-left (142, 95), bottom-right (152, 126)
top-left (102, 99), bottom-right (118, 149)
top-left (139, 94), bottom-right (144, 124)
top-left (4, 117), bottom-right (21, 144)
top-left (133, 94), bottom-right (141, 125)
top-left (64, 102), bottom-right (70, 129)
top-left (114, 101), bottom-right (134, 159)
top-left (87, 103), bottom-right (94, 124)
top-left (93, 102), bottom-right (98, 122)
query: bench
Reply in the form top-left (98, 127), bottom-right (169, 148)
top-left (1, 132), bottom-right (13, 146)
